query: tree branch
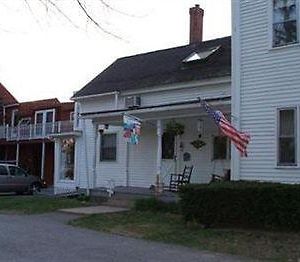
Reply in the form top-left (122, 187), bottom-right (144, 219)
top-left (75, 0), bottom-right (123, 40)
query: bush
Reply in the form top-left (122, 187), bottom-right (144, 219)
top-left (134, 198), bottom-right (179, 213)
top-left (179, 181), bottom-right (300, 231)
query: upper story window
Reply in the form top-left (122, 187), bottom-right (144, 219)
top-left (273, 0), bottom-right (299, 47)
top-left (11, 109), bottom-right (19, 127)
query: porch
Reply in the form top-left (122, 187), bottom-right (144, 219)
top-left (83, 98), bottom-right (232, 190)
top-left (90, 186), bottom-right (178, 203)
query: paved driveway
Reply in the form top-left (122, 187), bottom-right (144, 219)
top-left (0, 213), bottom-right (252, 262)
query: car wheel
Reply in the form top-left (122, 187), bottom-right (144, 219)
top-left (28, 183), bottom-right (41, 195)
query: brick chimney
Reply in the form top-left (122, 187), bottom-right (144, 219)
top-left (189, 4), bottom-right (204, 44)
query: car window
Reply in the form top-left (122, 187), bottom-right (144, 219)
top-left (0, 166), bottom-right (8, 176)
top-left (8, 166), bottom-right (27, 177)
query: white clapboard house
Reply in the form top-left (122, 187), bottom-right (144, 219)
top-left (231, 0), bottom-right (300, 183)
top-left (52, 5), bottom-right (233, 194)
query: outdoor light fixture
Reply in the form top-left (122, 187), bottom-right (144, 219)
top-left (197, 119), bottom-right (204, 135)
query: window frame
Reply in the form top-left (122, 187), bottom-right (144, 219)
top-left (11, 109), bottom-right (19, 127)
top-left (211, 135), bottom-right (231, 161)
top-left (270, 0), bottom-right (300, 48)
top-left (162, 132), bottom-right (175, 160)
top-left (34, 109), bottom-right (56, 125)
top-left (18, 117), bottom-right (31, 126)
top-left (0, 165), bottom-right (8, 176)
top-left (100, 133), bottom-right (117, 162)
top-left (276, 107), bottom-right (298, 167)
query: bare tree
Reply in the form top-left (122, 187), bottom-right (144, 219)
top-left (21, 0), bottom-right (134, 39)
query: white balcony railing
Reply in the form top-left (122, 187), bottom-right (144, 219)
top-left (5, 121), bottom-right (74, 141)
top-left (0, 125), bottom-right (6, 139)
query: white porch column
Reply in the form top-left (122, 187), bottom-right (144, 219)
top-left (54, 138), bottom-right (61, 188)
top-left (41, 141), bottom-right (45, 180)
top-left (92, 122), bottom-right (98, 188)
top-left (16, 143), bottom-right (19, 166)
top-left (156, 120), bottom-right (162, 179)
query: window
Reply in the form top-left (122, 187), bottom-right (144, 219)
top-left (70, 112), bottom-right (75, 121)
top-left (273, 0), bottom-right (298, 47)
top-left (162, 133), bottom-right (175, 160)
top-left (0, 166), bottom-right (8, 176)
top-left (11, 109), bottom-right (19, 127)
top-left (60, 138), bottom-right (75, 180)
top-left (100, 134), bottom-right (117, 161)
top-left (278, 108), bottom-right (297, 166)
top-left (35, 109), bottom-right (55, 136)
top-left (183, 46), bottom-right (221, 63)
top-left (8, 166), bottom-right (27, 177)
top-left (213, 136), bottom-right (230, 160)
top-left (18, 117), bottom-right (31, 126)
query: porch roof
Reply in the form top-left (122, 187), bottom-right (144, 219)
top-left (81, 96), bottom-right (231, 124)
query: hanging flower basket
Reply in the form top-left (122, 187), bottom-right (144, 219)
top-left (165, 120), bottom-right (185, 136)
top-left (191, 139), bottom-right (206, 150)
top-left (61, 138), bottom-right (75, 154)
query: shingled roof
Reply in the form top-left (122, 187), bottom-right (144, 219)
top-left (0, 83), bottom-right (18, 105)
top-left (74, 36), bottom-right (231, 98)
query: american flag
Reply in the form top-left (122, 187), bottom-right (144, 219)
top-left (200, 99), bottom-right (250, 157)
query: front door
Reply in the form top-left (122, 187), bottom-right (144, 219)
top-left (35, 109), bottom-right (55, 137)
top-left (161, 132), bottom-right (176, 185)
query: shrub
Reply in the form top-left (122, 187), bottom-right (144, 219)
top-left (134, 198), bottom-right (179, 213)
top-left (179, 181), bottom-right (300, 231)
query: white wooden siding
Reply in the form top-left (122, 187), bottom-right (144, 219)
top-left (234, 0), bottom-right (300, 183)
top-left (75, 119), bottom-right (97, 189)
top-left (79, 81), bottom-right (231, 114)
top-left (127, 126), bottom-right (157, 187)
top-left (80, 96), bottom-right (116, 113)
top-left (95, 126), bottom-right (128, 187)
top-left (89, 116), bottom-right (230, 188)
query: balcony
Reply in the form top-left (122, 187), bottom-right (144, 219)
top-left (4, 121), bottom-right (74, 141)
top-left (0, 125), bottom-right (6, 139)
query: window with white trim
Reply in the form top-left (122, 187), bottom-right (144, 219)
top-left (273, 0), bottom-right (299, 47)
top-left (100, 133), bottom-right (117, 161)
top-left (212, 136), bottom-right (231, 160)
top-left (277, 108), bottom-right (297, 166)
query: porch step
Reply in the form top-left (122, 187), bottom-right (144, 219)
top-left (90, 188), bottom-right (178, 208)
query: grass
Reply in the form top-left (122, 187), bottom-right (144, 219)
top-left (70, 211), bottom-right (300, 261)
top-left (0, 195), bottom-right (91, 214)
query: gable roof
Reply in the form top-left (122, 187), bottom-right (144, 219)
top-left (74, 36), bottom-right (231, 98)
top-left (0, 83), bottom-right (18, 106)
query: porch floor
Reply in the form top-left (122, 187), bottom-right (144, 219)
top-left (91, 186), bottom-right (179, 203)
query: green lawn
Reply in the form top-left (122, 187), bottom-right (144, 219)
top-left (0, 195), bottom-right (90, 214)
top-left (70, 211), bottom-right (300, 261)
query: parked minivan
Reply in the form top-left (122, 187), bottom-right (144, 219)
top-left (0, 164), bottom-right (42, 194)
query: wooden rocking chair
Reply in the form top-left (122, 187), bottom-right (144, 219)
top-left (168, 165), bottom-right (194, 192)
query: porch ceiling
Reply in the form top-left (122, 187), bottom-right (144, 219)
top-left (87, 99), bottom-right (231, 125)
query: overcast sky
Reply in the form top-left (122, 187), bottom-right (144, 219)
top-left (0, 0), bottom-right (231, 102)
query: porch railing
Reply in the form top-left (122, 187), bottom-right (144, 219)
top-left (0, 125), bottom-right (6, 139)
top-left (5, 121), bottom-right (74, 141)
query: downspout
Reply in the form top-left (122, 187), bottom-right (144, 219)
top-left (114, 92), bottom-right (119, 110)
top-left (126, 142), bottom-right (129, 187)
top-left (83, 119), bottom-right (90, 196)
top-left (2, 106), bottom-right (5, 126)
top-left (92, 122), bottom-right (98, 188)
